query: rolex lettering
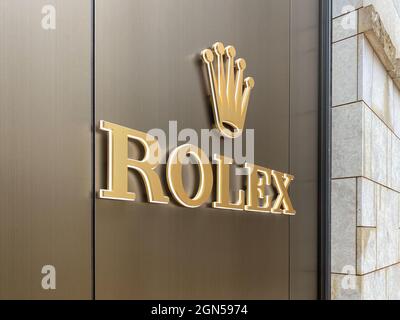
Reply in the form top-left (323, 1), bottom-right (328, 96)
top-left (99, 42), bottom-right (296, 216)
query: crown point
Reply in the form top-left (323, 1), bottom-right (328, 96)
top-left (236, 58), bottom-right (246, 70)
top-left (213, 42), bottom-right (225, 55)
top-left (225, 46), bottom-right (236, 58)
top-left (245, 77), bottom-right (255, 89)
top-left (201, 49), bottom-right (214, 63)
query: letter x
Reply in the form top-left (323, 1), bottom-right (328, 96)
top-left (271, 171), bottom-right (296, 215)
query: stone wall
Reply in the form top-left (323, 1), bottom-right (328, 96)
top-left (331, 0), bottom-right (400, 299)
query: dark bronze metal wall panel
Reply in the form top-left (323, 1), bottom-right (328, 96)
top-left (95, 0), bottom-right (291, 299)
top-left (0, 0), bottom-right (319, 300)
top-left (289, 0), bottom-right (319, 299)
top-left (0, 0), bottom-right (92, 299)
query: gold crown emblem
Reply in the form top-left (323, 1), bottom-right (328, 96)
top-left (201, 42), bottom-right (255, 138)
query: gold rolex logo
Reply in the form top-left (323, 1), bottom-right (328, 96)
top-left (201, 42), bottom-right (255, 138)
top-left (98, 42), bottom-right (296, 216)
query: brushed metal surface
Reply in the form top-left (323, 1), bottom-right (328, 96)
top-left (0, 0), bottom-right (319, 300)
top-left (95, 0), bottom-right (292, 299)
top-left (289, 0), bottom-right (319, 299)
top-left (0, 0), bottom-right (92, 299)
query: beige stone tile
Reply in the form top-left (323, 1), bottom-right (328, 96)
top-left (370, 112), bottom-right (388, 185)
top-left (371, 53), bottom-right (390, 123)
top-left (332, 103), bottom-right (363, 178)
top-left (331, 273), bottom-right (361, 300)
top-left (393, 87), bottom-right (400, 137)
top-left (332, 269), bottom-right (388, 300)
top-left (333, 11), bottom-right (358, 42)
top-left (333, 37), bottom-right (358, 106)
top-left (364, 0), bottom-right (400, 59)
top-left (388, 77), bottom-right (395, 129)
top-left (357, 178), bottom-right (376, 227)
top-left (363, 103), bottom-right (373, 178)
top-left (361, 269), bottom-right (387, 300)
top-left (362, 104), bottom-right (389, 186)
top-left (332, 0), bottom-right (363, 18)
top-left (377, 186), bottom-right (400, 269)
top-left (357, 227), bottom-right (377, 274)
top-left (389, 133), bottom-right (400, 192)
top-left (358, 34), bottom-right (373, 108)
top-left (386, 264), bottom-right (400, 300)
top-left (388, 129), bottom-right (393, 187)
top-left (332, 179), bottom-right (357, 273)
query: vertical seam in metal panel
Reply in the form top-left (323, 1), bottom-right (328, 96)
top-left (91, 0), bottom-right (96, 300)
top-left (319, 0), bottom-right (332, 300)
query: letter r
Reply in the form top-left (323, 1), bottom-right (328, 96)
top-left (99, 121), bottom-right (169, 204)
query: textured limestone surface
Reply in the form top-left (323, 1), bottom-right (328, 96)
top-left (331, 1), bottom-right (400, 300)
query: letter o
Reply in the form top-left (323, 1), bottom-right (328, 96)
top-left (167, 144), bottom-right (213, 208)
